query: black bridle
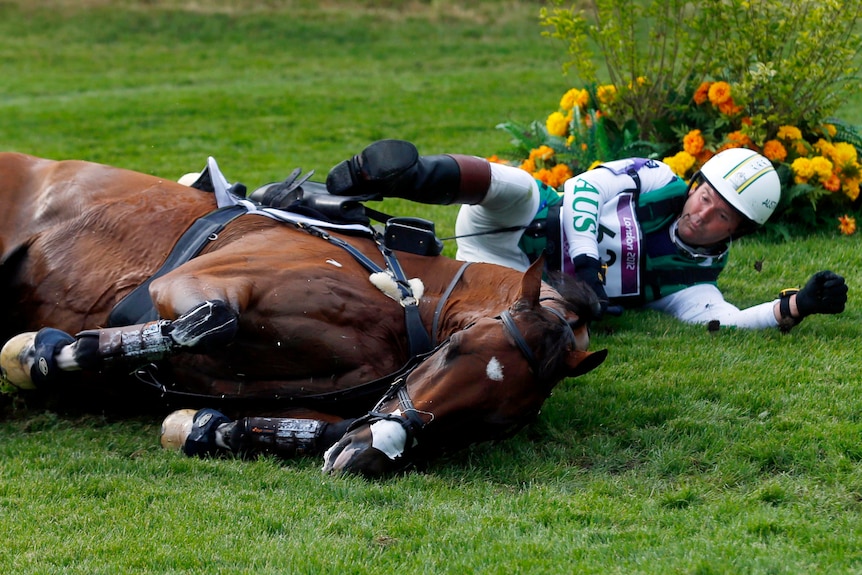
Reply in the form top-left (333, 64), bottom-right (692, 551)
top-left (351, 302), bottom-right (579, 458)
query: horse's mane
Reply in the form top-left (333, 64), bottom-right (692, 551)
top-left (509, 271), bottom-right (600, 385)
top-left (545, 271), bottom-right (601, 324)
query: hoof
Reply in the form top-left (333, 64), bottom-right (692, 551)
top-left (161, 408), bottom-right (232, 457)
top-left (0, 332), bottom-right (38, 390)
top-left (160, 409), bottom-right (199, 451)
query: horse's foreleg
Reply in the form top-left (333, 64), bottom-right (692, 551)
top-left (75, 299), bottom-right (239, 365)
top-left (160, 408), bottom-right (355, 460)
top-left (0, 300), bottom-right (238, 390)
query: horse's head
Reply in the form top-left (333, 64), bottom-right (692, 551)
top-left (322, 258), bottom-right (607, 477)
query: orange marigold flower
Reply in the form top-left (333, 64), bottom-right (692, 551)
top-left (693, 81), bottom-right (711, 105)
top-left (718, 98), bottom-right (742, 116)
top-left (551, 162), bottom-right (573, 183)
top-left (486, 155), bottom-right (504, 164)
top-left (707, 81), bottom-right (732, 105)
top-left (520, 158), bottom-right (536, 174)
top-left (683, 129), bottom-right (705, 155)
top-left (533, 166), bottom-right (569, 188)
top-left (838, 214), bottom-right (857, 235)
top-left (725, 131), bottom-right (754, 148)
top-left (529, 145), bottom-right (555, 162)
top-left (696, 149), bottom-right (715, 166)
top-left (823, 174), bottom-right (842, 192)
top-left (763, 140), bottom-right (787, 162)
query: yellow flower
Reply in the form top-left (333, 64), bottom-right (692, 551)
top-left (560, 88), bottom-right (590, 111)
top-left (707, 81), bottom-right (732, 105)
top-left (546, 111), bottom-right (569, 137)
top-left (838, 214), bottom-right (857, 235)
top-left (843, 177), bottom-right (861, 201)
top-left (832, 142), bottom-right (858, 165)
top-left (663, 151), bottom-right (696, 178)
top-left (777, 125), bottom-right (803, 141)
top-left (791, 157), bottom-right (814, 182)
top-left (824, 124), bottom-right (837, 137)
top-left (597, 84), bottom-right (617, 105)
top-left (531, 145), bottom-right (555, 162)
top-left (814, 139), bottom-right (836, 160)
top-left (763, 140), bottom-right (787, 162)
top-left (683, 129), bottom-right (705, 155)
top-left (810, 156), bottom-right (834, 181)
top-left (559, 88), bottom-right (583, 111)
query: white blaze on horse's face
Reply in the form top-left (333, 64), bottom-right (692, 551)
top-left (486, 357), bottom-right (504, 381)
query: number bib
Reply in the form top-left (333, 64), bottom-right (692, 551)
top-left (597, 191), bottom-right (642, 298)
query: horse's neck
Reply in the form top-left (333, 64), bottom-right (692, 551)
top-left (420, 261), bottom-right (522, 338)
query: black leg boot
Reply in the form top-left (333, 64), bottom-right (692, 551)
top-left (220, 416), bottom-right (353, 458)
top-left (326, 139), bottom-right (490, 205)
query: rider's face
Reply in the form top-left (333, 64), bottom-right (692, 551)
top-left (676, 181), bottom-right (743, 246)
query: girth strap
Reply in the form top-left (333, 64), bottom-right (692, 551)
top-left (107, 205), bottom-right (248, 327)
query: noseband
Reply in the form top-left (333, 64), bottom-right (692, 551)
top-left (356, 303), bottom-right (579, 458)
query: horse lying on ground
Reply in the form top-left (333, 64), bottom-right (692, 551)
top-left (0, 152), bottom-right (606, 477)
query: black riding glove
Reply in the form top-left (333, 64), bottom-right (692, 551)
top-left (573, 254), bottom-right (609, 319)
top-left (795, 270), bottom-right (848, 317)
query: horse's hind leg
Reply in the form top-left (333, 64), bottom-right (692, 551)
top-left (160, 408), bottom-right (354, 460)
top-left (0, 300), bottom-right (238, 390)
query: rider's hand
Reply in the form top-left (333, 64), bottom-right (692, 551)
top-left (573, 254), bottom-right (609, 319)
top-left (795, 270), bottom-right (848, 317)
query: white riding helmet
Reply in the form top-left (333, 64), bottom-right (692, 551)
top-left (697, 148), bottom-right (780, 225)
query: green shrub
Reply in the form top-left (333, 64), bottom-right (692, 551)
top-left (498, 0), bottom-right (862, 234)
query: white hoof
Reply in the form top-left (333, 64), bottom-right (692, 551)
top-left (160, 409), bottom-right (199, 450)
top-left (0, 332), bottom-right (38, 390)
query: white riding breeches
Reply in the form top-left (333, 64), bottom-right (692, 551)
top-left (455, 163), bottom-right (539, 271)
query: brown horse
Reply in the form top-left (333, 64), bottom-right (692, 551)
top-left (0, 152), bottom-right (606, 477)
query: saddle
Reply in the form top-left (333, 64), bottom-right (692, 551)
top-left (108, 159), bottom-right (444, 327)
top-left (247, 168), bottom-right (444, 257)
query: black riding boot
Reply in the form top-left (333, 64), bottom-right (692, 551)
top-left (326, 139), bottom-right (491, 205)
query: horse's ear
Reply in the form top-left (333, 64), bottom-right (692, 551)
top-left (565, 348), bottom-right (607, 378)
top-left (517, 255), bottom-right (545, 307)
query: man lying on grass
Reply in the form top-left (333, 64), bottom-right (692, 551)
top-left (324, 141), bottom-right (848, 331)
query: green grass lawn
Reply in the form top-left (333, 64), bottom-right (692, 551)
top-left (1, 2), bottom-right (861, 573)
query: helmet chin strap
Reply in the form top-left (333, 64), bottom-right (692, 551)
top-left (670, 217), bottom-right (731, 262)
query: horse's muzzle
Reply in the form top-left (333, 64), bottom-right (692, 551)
top-left (321, 418), bottom-right (409, 478)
